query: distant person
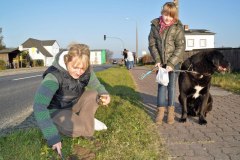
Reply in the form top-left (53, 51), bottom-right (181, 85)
top-left (126, 49), bottom-right (134, 70)
top-left (148, 2), bottom-right (185, 125)
top-left (33, 43), bottom-right (110, 156)
top-left (122, 49), bottom-right (128, 66)
top-left (132, 52), bottom-right (136, 67)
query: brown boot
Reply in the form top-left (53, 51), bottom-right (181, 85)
top-left (155, 107), bottom-right (165, 124)
top-left (167, 106), bottom-right (175, 124)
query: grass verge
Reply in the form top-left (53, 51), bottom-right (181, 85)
top-left (212, 72), bottom-right (240, 94)
top-left (0, 67), bottom-right (168, 160)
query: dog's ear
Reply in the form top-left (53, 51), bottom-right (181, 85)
top-left (206, 53), bottom-right (214, 64)
top-left (181, 58), bottom-right (191, 70)
top-left (206, 51), bottom-right (223, 67)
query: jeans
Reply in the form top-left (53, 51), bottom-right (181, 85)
top-left (157, 64), bottom-right (180, 107)
top-left (127, 60), bottom-right (134, 69)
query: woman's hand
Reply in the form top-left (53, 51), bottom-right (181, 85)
top-left (166, 66), bottom-right (173, 72)
top-left (155, 63), bottom-right (161, 68)
top-left (99, 94), bottom-right (111, 105)
top-left (52, 142), bottom-right (62, 157)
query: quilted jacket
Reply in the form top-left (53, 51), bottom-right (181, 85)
top-left (148, 18), bottom-right (186, 68)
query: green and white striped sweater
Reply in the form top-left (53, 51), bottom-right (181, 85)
top-left (33, 70), bottom-right (108, 146)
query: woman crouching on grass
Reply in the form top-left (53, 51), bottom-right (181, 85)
top-left (33, 43), bottom-right (110, 156)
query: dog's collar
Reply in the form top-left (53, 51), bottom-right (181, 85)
top-left (189, 70), bottom-right (211, 77)
top-left (186, 64), bottom-right (212, 77)
top-left (198, 73), bottom-right (211, 77)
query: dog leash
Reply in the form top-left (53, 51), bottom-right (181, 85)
top-left (173, 64), bottom-right (198, 74)
top-left (139, 67), bottom-right (158, 80)
top-left (174, 69), bottom-right (212, 76)
top-left (139, 67), bottom-right (199, 80)
top-left (174, 69), bottom-right (199, 74)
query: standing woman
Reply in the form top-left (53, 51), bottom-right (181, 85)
top-left (148, 2), bottom-right (185, 124)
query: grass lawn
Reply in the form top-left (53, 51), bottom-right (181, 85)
top-left (212, 72), bottom-right (240, 94)
top-left (0, 67), bottom-right (168, 160)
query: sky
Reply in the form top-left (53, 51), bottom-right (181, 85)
top-left (1, 0), bottom-right (240, 58)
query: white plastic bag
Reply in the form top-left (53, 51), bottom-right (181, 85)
top-left (156, 67), bottom-right (169, 86)
top-left (94, 118), bottom-right (107, 131)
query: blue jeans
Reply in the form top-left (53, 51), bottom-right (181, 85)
top-left (127, 60), bottom-right (134, 69)
top-left (157, 64), bottom-right (180, 107)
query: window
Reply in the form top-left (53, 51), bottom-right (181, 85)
top-left (187, 39), bottom-right (194, 47)
top-left (200, 39), bottom-right (206, 47)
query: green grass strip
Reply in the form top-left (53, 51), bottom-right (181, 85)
top-left (0, 67), bottom-right (169, 160)
top-left (212, 72), bottom-right (240, 94)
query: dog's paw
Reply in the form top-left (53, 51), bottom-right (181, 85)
top-left (179, 118), bottom-right (187, 123)
top-left (199, 118), bottom-right (207, 125)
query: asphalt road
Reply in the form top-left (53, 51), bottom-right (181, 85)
top-left (0, 72), bottom-right (43, 128)
top-left (0, 64), bottom-right (113, 129)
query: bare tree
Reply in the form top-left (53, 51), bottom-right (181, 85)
top-left (0, 28), bottom-right (6, 50)
top-left (105, 49), bottom-right (113, 62)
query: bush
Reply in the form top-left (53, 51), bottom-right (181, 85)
top-left (33, 59), bottom-right (44, 67)
top-left (141, 54), bottom-right (154, 65)
top-left (0, 60), bottom-right (6, 70)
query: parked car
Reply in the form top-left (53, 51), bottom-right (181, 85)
top-left (112, 59), bottom-right (118, 64)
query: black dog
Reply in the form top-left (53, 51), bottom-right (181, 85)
top-left (178, 49), bottom-right (229, 125)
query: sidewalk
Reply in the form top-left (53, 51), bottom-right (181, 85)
top-left (130, 66), bottom-right (240, 160)
top-left (0, 67), bottom-right (47, 77)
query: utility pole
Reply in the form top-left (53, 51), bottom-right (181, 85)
top-left (125, 18), bottom-right (138, 63)
top-left (173, 0), bottom-right (179, 16)
top-left (135, 22), bottom-right (138, 62)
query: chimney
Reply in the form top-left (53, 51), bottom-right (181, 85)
top-left (184, 25), bottom-right (189, 31)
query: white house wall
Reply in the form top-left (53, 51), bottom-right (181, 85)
top-left (28, 47), bottom-right (45, 60)
top-left (44, 46), bottom-right (53, 54)
top-left (46, 57), bottom-right (54, 66)
top-left (185, 35), bottom-right (214, 51)
top-left (27, 47), bottom-right (46, 65)
top-left (52, 42), bottom-right (60, 56)
top-left (44, 42), bottom-right (60, 57)
top-left (44, 42), bottom-right (60, 66)
top-left (90, 51), bottom-right (102, 64)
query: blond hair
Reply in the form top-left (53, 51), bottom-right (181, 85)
top-left (64, 43), bottom-right (90, 70)
top-left (161, 2), bottom-right (178, 21)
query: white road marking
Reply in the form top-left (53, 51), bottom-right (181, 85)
top-left (12, 75), bottom-right (42, 81)
top-left (193, 85), bottom-right (203, 99)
